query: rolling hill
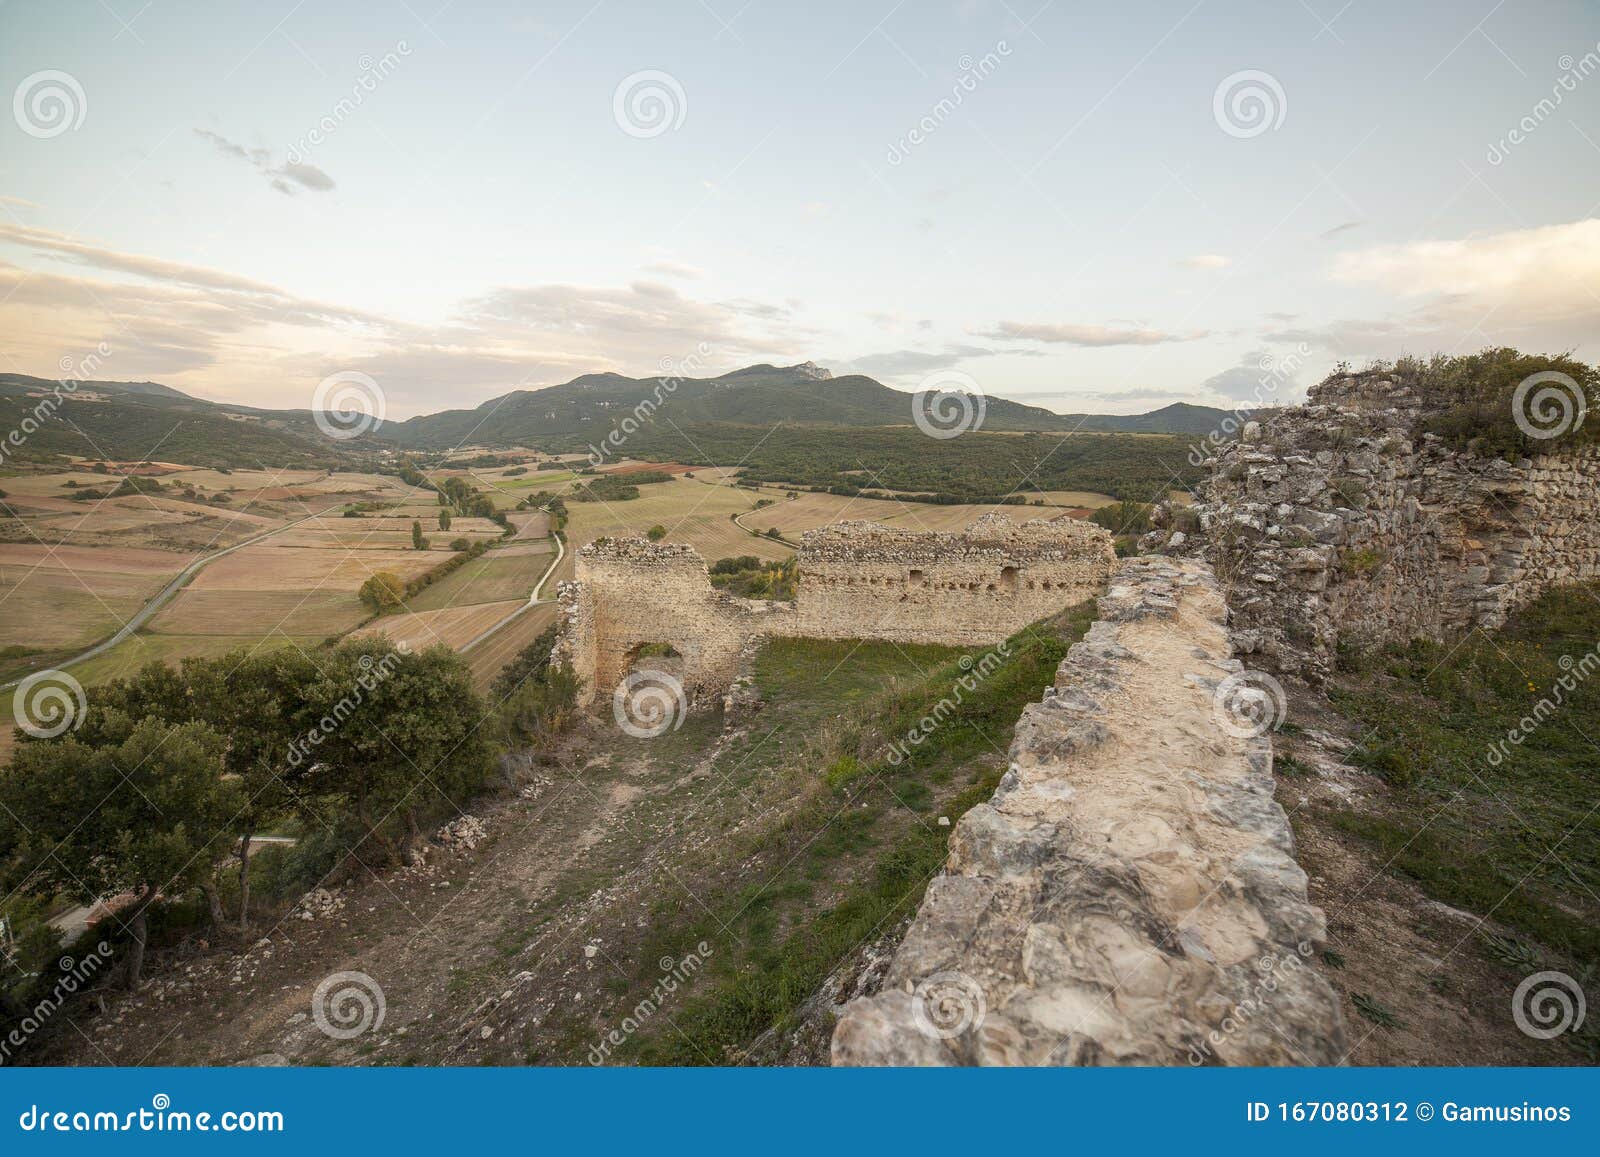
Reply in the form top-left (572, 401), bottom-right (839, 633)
top-left (0, 365), bottom-right (1247, 466)
top-left (373, 363), bottom-right (1249, 448)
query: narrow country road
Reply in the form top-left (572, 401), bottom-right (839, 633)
top-left (1, 502), bottom-right (344, 690)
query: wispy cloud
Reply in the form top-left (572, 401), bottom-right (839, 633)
top-left (194, 128), bottom-right (336, 196)
top-left (977, 320), bottom-right (1209, 346)
top-left (1177, 254), bottom-right (1230, 269)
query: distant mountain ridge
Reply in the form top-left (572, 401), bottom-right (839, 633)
top-left (0, 364), bottom-right (1249, 463)
top-left (374, 362), bottom-right (1250, 448)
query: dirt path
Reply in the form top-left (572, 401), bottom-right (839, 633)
top-left (43, 705), bottom-right (780, 1066)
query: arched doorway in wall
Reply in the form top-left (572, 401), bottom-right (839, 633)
top-left (1000, 565), bottom-right (1019, 592)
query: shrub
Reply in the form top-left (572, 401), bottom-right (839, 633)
top-left (646, 524), bottom-right (667, 542)
top-left (1090, 501), bottom-right (1152, 535)
top-left (1375, 349), bottom-right (1599, 459)
top-left (450, 537), bottom-right (471, 552)
top-left (358, 571), bottom-right (405, 612)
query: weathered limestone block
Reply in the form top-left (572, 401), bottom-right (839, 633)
top-left (831, 557), bottom-right (1346, 1067)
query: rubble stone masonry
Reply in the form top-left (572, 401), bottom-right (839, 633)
top-left (1191, 371), bottom-right (1600, 682)
top-left (553, 512), bottom-right (1115, 705)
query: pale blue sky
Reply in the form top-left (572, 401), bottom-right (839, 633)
top-left (3, 0), bottom-right (1599, 417)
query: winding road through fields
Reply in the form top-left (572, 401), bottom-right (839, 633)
top-left (1, 503), bottom-right (343, 690)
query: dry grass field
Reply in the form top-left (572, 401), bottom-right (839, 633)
top-left (0, 564), bottom-right (172, 650)
top-left (402, 543), bottom-right (553, 612)
top-left (462, 602), bottom-right (558, 694)
top-left (357, 599), bottom-right (525, 653)
top-left (561, 475), bottom-right (787, 562)
top-left (190, 544), bottom-right (443, 591)
top-left (146, 588), bottom-right (369, 640)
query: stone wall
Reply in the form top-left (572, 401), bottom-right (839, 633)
top-left (786, 513), bottom-right (1115, 646)
top-left (552, 540), bottom-right (791, 708)
top-left (1186, 371), bottom-right (1600, 681)
top-left (553, 513), bottom-right (1114, 705)
top-left (831, 557), bottom-right (1346, 1065)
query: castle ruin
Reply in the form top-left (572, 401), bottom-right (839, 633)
top-left (552, 511), bottom-right (1117, 706)
top-left (1187, 370), bottom-right (1600, 681)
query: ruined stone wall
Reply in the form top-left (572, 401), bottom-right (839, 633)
top-left (1187, 372), bottom-right (1600, 681)
top-left (787, 513), bottom-right (1114, 646)
top-left (553, 540), bottom-right (792, 707)
top-left (831, 557), bottom-right (1346, 1065)
top-left (554, 514), bottom-right (1114, 705)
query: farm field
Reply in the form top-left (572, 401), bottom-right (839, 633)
top-left (189, 543), bottom-right (443, 591)
top-left (146, 588), bottom-right (369, 639)
top-left (402, 542), bottom-right (554, 612)
top-left (561, 475), bottom-right (789, 562)
top-left (357, 599), bottom-right (525, 653)
top-left (462, 602), bottom-right (558, 695)
top-left (272, 515), bottom-right (504, 550)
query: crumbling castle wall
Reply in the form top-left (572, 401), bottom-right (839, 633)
top-left (831, 557), bottom-right (1346, 1066)
top-left (554, 513), bottom-right (1114, 705)
top-left (1186, 372), bottom-right (1600, 681)
top-left (787, 513), bottom-right (1115, 646)
top-left (552, 540), bottom-right (791, 707)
